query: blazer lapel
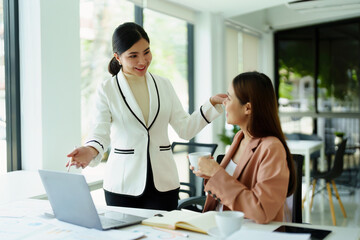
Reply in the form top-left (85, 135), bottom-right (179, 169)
top-left (147, 73), bottom-right (160, 129)
top-left (219, 131), bottom-right (243, 168)
top-left (116, 70), bottom-right (146, 127)
top-left (221, 130), bottom-right (261, 179)
top-left (233, 135), bottom-right (261, 179)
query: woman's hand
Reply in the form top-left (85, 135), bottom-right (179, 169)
top-left (210, 93), bottom-right (227, 106)
top-left (66, 146), bottom-right (98, 169)
top-left (192, 155), bottom-right (221, 179)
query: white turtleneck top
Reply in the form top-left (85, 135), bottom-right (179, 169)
top-left (123, 72), bottom-right (150, 126)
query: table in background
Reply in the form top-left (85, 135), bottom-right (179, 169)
top-left (287, 140), bottom-right (325, 223)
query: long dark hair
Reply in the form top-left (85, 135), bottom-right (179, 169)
top-left (108, 22), bottom-right (150, 76)
top-left (233, 71), bottom-right (296, 197)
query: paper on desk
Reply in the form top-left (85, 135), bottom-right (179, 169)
top-left (0, 215), bottom-right (144, 240)
top-left (227, 229), bottom-right (310, 240)
top-left (46, 218), bottom-right (145, 240)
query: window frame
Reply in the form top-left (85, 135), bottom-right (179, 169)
top-left (3, 0), bottom-right (21, 171)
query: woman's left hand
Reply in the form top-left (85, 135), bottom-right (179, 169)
top-left (193, 155), bottom-right (221, 178)
top-left (210, 93), bottom-right (227, 106)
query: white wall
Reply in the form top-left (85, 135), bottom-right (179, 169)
top-left (19, 0), bottom-right (81, 171)
top-left (194, 12), bottom-right (226, 153)
top-left (225, 27), bottom-right (239, 88)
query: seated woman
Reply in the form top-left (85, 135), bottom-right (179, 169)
top-left (193, 71), bottom-right (296, 224)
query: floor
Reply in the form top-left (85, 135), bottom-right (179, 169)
top-left (306, 183), bottom-right (360, 228)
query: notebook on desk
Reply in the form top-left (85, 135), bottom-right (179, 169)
top-left (38, 169), bottom-right (145, 230)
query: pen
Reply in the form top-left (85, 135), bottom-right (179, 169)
top-left (67, 146), bottom-right (77, 172)
top-left (153, 227), bottom-right (189, 238)
top-left (67, 158), bottom-right (72, 172)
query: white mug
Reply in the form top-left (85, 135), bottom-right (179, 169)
top-left (215, 211), bottom-right (244, 237)
top-left (188, 152), bottom-right (211, 171)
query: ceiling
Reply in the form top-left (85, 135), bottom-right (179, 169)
top-left (164, 0), bottom-right (360, 31)
top-left (165, 0), bottom-right (292, 18)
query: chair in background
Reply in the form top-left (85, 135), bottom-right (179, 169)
top-left (171, 141), bottom-right (217, 211)
top-left (309, 138), bottom-right (348, 226)
top-left (285, 154), bottom-right (304, 223)
top-left (177, 154), bottom-right (224, 211)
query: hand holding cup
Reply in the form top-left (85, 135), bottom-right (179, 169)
top-left (188, 152), bottom-right (211, 171)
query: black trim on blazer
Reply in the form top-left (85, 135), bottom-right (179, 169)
top-left (160, 148), bottom-right (171, 151)
top-left (85, 140), bottom-right (104, 150)
top-left (200, 106), bottom-right (210, 124)
top-left (159, 145), bottom-right (171, 151)
top-left (159, 145), bottom-right (171, 148)
top-left (115, 73), bottom-right (160, 131)
top-left (114, 148), bottom-right (134, 152)
top-left (114, 148), bottom-right (134, 154)
top-left (147, 73), bottom-right (160, 130)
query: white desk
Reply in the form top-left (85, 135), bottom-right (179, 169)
top-left (0, 170), bottom-right (103, 204)
top-left (287, 140), bottom-right (325, 223)
top-left (0, 199), bottom-right (358, 240)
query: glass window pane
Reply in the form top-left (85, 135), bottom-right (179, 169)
top-left (280, 116), bottom-right (314, 135)
top-left (0, 1), bottom-right (6, 174)
top-left (318, 23), bottom-right (360, 112)
top-left (80, 0), bottom-right (134, 141)
top-left (143, 9), bottom-right (189, 189)
top-left (277, 28), bottom-right (315, 113)
top-left (143, 9), bottom-right (189, 142)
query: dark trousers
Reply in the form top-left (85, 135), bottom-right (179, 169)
top-left (104, 186), bottom-right (179, 211)
top-left (105, 153), bottom-right (179, 211)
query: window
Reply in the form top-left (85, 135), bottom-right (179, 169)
top-left (2, 0), bottom-right (20, 173)
top-left (318, 23), bottom-right (360, 112)
top-left (0, 1), bottom-right (5, 174)
top-left (79, 0), bottom-right (134, 141)
top-left (143, 9), bottom-right (192, 195)
top-left (275, 17), bottom-right (360, 144)
top-left (143, 9), bottom-right (190, 143)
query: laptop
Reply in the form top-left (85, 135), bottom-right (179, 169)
top-left (38, 169), bottom-right (146, 230)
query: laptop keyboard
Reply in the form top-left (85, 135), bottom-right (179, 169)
top-left (99, 215), bottom-right (126, 228)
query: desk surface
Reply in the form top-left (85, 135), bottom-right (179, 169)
top-left (0, 199), bottom-right (358, 240)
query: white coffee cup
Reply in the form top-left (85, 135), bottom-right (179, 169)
top-left (188, 152), bottom-right (211, 171)
top-left (215, 211), bottom-right (244, 237)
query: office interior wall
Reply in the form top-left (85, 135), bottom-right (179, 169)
top-left (19, 0), bottom-right (81, 171)
top-left (225, 27), bottom-right (239, 89)
top-left (194, 12), bottom-right (226, 144)
top-left (242, 33), bottom-right (259, 72)
top-left (193, 12), bottom-right (226, 195)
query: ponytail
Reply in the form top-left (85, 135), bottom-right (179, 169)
top-left (108, 57), bottom-right (121, 76)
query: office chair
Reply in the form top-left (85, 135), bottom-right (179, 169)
top-left (171, 141), bottom-right (217, 211)
top-left (286, 154), bottom-right (304, 223)
top-left (309, 138), bottom-right (348, 226)
top-left (176, 153), bottom-right (223, 212)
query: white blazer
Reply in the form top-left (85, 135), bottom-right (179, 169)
top-left (85, 70), bottom-right (223, 196)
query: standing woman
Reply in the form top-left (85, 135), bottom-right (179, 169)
top-left (67, 22), bottom-right (226, 210)
top-left (194, 71), bottom-right (296, 223)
